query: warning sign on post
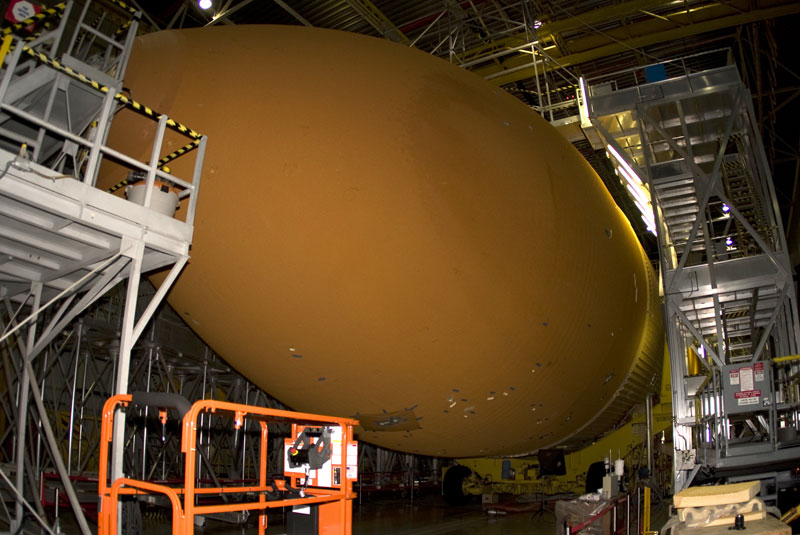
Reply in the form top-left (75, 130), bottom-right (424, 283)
top-left (739, 366), bottom-right (754, 391)
top-left (729, 370), bottom-right (739, 385)
top-left (346, 442), bottom-right (358, 480)
top-left (5, 1), bottom-right (41, 31)
top-left (754, 362), bottom-right (765, 382)
top-left (735, 390), bottom-right (762, 406)
top-left (722, 363), bottom-right (770, 414)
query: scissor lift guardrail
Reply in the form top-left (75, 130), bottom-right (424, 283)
top-left (98, 395), bottom-right (359, 535)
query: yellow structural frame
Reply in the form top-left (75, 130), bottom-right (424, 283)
top-left (453, 344), bottom-right (673, 496)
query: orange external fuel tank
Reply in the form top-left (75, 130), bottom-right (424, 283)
top-left (103, 25), bottom-right (663, 458)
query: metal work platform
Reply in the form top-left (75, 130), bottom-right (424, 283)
top-left (579, 58), bottom-right (800, 494)
top-left (0, 151), bottom-right (192, 310)
top-left (0, 3), bottom-right (207, 534)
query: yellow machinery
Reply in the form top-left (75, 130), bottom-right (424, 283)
top-left (443, 348), bottom-right (673, 502)
top-left (444, 399), bottom-right (673, 501)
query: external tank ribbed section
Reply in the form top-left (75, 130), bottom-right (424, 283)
top-left (553, 244), bottom-right (664, 452)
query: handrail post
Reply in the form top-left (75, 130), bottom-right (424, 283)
top-left (258, 421), bottom-right (268, 535)
top-left (612, 499), bottom-right (617, 534)
top-left (637, 487), bottom-right (642, 535)
top-left (626, 494), bottom-right (631, 535)
top-left (82, 88), bottom-right (117, 186)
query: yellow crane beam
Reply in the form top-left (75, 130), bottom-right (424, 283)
top-left (467, 1), bottom-right (800, 86)
top-left (462, 0), bottom-right (687, 61)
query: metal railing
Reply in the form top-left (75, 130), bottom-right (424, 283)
top-left (585, 48), bottom-right (733, 94)
top-left (564, 487), bottom-right (657, 535)
top-left (0, 7), bottom-right (207, 226)
top-left (98, 394), bottom-right (359, 535)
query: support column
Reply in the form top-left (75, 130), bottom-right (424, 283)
top-left (110, 238), bottom-right (144, 484)
top-left (12, 284), bottom-right (41, 534)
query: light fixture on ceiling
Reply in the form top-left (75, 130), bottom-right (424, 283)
top-left (607, 144), bottom-right (657, 235)
top-left (199, 0), bottom-right (212, 9)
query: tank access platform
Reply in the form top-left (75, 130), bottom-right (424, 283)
top-left (0, 3), bottom-right (207, 534)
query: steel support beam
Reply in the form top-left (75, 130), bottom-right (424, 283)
top-left (271, 0), bottom-right (312, 27)
top-left (344, 0), bottom-right (408, 44)
top-left (471, 3), bottom-right (800, 86)
top-left (461, 0), bottom-right (683, 60)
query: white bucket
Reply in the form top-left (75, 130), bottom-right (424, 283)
top-left (126, 183), bottom-right (179, 217)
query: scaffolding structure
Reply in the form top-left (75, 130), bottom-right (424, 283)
top-left (393, 0), bottom-right (582, 124)
top-left (0, 2), bottom-right (207, 533)
top-left (579, 55), bottom-right (800, 495)
top-left (1, 277), bottom-right (439, 527)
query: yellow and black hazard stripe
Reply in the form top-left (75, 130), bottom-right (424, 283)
top-left (1, 3), bottom-right (66, 37)
top-left (113, 93), bottom-right (202, 139)
top-left (3, 21), bottom-right (55, 57)
top-left (106, 137), bottom-right (202, 193)
top-left (106, 176), bottom-right (134, 194)
top-left (106, 163), bottom-right (174, 193)
top-left (725, 309), bottom-right (748, 319)
top-left (114, 18), bottom-right (134, 38)
top-left (22, 46), bottom-right (203, 140)
top-left (158, 139), bottom-right (200, 169)
top-left (23, 21), bottom-right (53, 42)
top-left (107, 0), bottom-right (139, 16)
top-left (24, 46), bottom-right (107, 91)
top-left (0, 34), bottom-right (12, 67)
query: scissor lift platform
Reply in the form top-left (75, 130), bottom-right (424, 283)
top-left (98, 395), bottom-right (359, 535)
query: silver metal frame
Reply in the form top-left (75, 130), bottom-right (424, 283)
top-left (585, 58), bottom-right (800, 493)
top-left (0, 2), bottom-right (207, 532)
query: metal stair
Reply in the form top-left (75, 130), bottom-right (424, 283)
top-left (583, 62), bottom-right (800, 492)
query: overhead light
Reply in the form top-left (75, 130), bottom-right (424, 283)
top-left (534, 20), bottom-right (543, 29)
top-left (199, 0), bottom-right (212, 9)
top-left (626, 183), bottom-right (650, 209)
top-left (578, 77), bottom-right (591, 127)
top-left (607, 143), bottom-right (656, 235)
top-left (633, 200), bottom-right (649, 219)
top-left (606, 144), bottom-right (641, 185)
top-left (641, 215), bottom-right (657, 236)
top-left (618, 164), bottom-right (644, 190)
top-left (726, 237), bottom-right (734, 246)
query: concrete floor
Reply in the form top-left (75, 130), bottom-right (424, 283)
top-left (184, 492), bottom-right (667, 535)
top-left (40, 490), bottom-right (669, 535)
top-left (350, 496), bottom-right (558, 534)
top-left (177, 496), bottom-right (560, 535)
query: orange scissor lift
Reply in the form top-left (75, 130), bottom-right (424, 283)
top-left (97, 394), bottom-right (359, 535)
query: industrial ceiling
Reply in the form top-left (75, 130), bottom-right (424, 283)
top-left (129, 0), bottom-right (800, 260)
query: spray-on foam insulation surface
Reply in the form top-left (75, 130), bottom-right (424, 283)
top-left (102, 25), bottom-right (663, 457)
